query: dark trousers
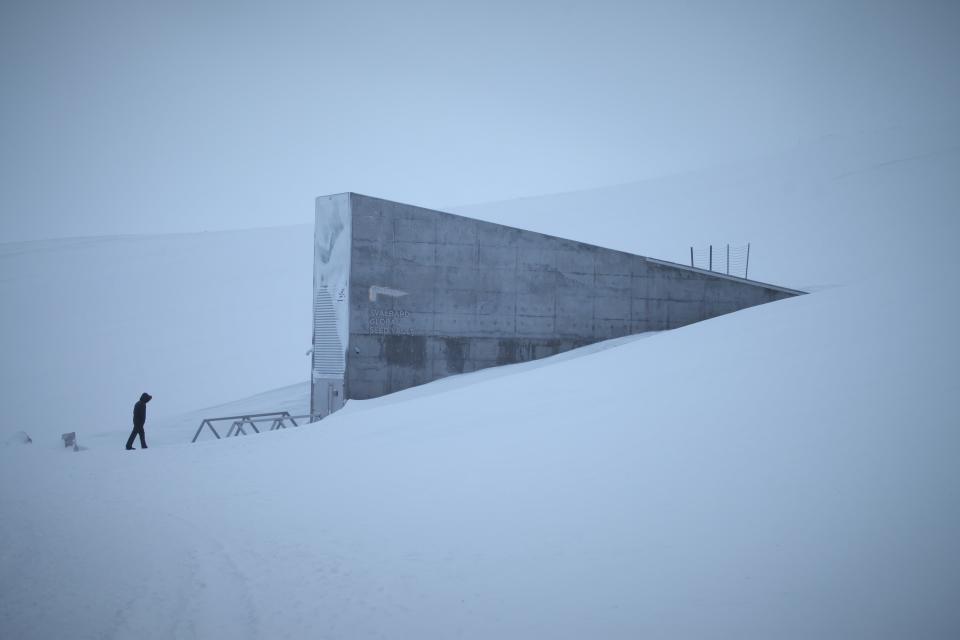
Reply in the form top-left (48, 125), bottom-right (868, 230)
top-left (125, 424), bottom-right (147, 449)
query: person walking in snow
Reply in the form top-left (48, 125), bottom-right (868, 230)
top-left (125, 392), bottom-right (152, 450)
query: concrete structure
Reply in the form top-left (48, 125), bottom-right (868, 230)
top-left (311, 193), bottom-right (802, 416)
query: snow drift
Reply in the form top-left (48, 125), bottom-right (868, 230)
top-left (1, 271), bottom-right (958, 638)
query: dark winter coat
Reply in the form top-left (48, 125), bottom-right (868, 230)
top-left (133, 393), bottom-right (152, 427)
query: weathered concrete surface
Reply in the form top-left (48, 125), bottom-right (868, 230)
top-left (312, 193), bottom-right (801, 408)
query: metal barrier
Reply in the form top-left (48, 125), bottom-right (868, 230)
top-left (690, 243), bottom-right (751, 279)
top-left (191, 412), bottom-right (324, 443)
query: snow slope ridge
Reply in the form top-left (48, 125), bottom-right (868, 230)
top-left (335, 331), bottom-right (658, 416)
top-left (2, 271), bottom-right (957, 638)
top-left (452, 123), bottom-right (960, 289)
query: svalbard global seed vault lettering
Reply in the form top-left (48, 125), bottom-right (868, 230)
top-left (310, 193), bottom-right (802, 417)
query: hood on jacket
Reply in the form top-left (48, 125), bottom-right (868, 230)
top-left (139, 393), bottom-right (153, 403)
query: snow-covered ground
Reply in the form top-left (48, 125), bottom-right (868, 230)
top-left (1, 125), bottom-right (959, 637)
top-left (0, 226), bottom-right (313, 437)
top-left (1, 124), bottom-right (957, 442)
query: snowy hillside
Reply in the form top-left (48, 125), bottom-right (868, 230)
top-left (1, 124), bottom-right (959, 638)
top-left (2, 124), bottom-right (957, 444)
top-left (452, 123), bottom-right (960, 289)
top-left (2, 272), bottom-right (958, 638)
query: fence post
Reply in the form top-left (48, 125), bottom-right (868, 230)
top-left (191, 420), bottom-right (207, 443)
top-left (726, 244), bottom-right (730, 275)
top-left (745, 243), bottom-right (751, 279)
top-left (709, 245), bottom-right (713, 271)
top-left (690, 246), bottom-right (694, 268)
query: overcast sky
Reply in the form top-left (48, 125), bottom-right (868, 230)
top-left (1, 0), bottom-right (957, 241)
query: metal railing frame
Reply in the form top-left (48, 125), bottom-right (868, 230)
top-left (191, 412), bottom-right (324, 443)
top-left (690, 243), bottom-right (751, 279)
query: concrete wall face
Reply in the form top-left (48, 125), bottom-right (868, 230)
top-left (313, 193), bottom-right (799, 403)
